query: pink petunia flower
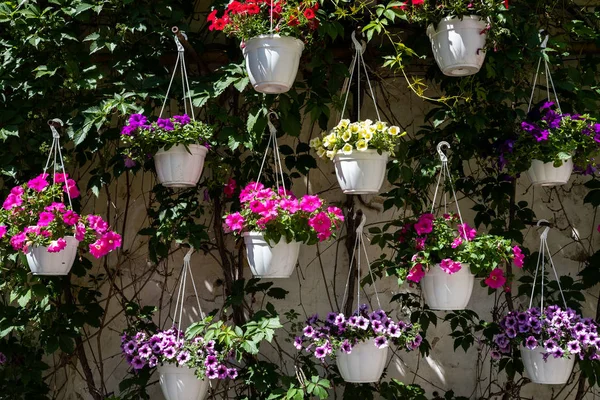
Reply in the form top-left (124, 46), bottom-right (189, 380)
top-left (37, 211), bottom-right (55, 227)
top-left (439, 258), bottom-right (462, 274)
top-left (485, 268), bottom-right (507, 289)
top-left (299, 195), bottom-right (322, 213)
top-left (27, 174), bottom-right (49, 192)
top-left (47, 238), bottom-right (67, 253)
top-left (225, 213), bottom-right (245, 232)
top-left (407, 263), bottom-right (425, 283)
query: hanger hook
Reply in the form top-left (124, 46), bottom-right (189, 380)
top-left (436, 141), bottom-right (450, 162)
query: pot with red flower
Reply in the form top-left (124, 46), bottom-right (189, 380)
top-left (120, 113), bottom-right (213, 188)
top-left (489, 306), bottom-right (600, 384)
top-left (391, 213), bottom-right (523, 310)
top-left (208, 0), bottom-right (320, 94)
top-left (0, 173), bottom-right (121, 275)
top-left (398, 0), bottom-right (508, 76)
top-left (295, 305), bottom-right (422, 383)
top-left (502, 102), bottom-right (600, 186)
top-left (223, 182), bottom-right (344, 278)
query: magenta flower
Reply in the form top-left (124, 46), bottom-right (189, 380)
top-left (27, 174), bottom-right (49, 192)
top-left (484, 268), bottom-right (506, 289)
top-left (299, 195), bottom-right (322, 213)
top-left (47, 238), bottom-right (67, 253)
top-left (439, 258), bottom-right (461, 274)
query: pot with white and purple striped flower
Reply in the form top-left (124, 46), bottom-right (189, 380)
top-left (295, 305), bottom-right (422, 383)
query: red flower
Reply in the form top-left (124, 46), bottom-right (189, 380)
top-left (303, 8), bottom-right (315, 20)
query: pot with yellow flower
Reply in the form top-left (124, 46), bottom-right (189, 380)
top-left (310, 120), bottom-right (404, 194)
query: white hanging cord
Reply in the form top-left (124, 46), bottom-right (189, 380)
top-left (528, 221), bottom-right (568, 312)
top-left (527, 33), bottom-right (562, 114)
top-left (254, 112), bottom-right (287, 195)
top-left (159, 32), bottom-right (195, 121)
top-left (430, 142), bottom-right (466, 231)
top-left (171, 246), bottom-right (205, 328)
top-left (341, 214), bottom-right (382, 313)
top-left (43, 120), bottom-right (73, 209)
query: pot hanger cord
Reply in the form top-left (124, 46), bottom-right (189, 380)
top-left (528, 220), bottom-right (567, 313)
top-left (340, 31), bottom-right (381, 122)
top-left (527, 32), bottom-right (561, 114)
top-left (171, 246), bottom-right (206, 329)
top-left (159, 31), bottom-right (195, 122)
top-left (430, 142), bottom-right (466, 233)
top-left (341, 213), bottom-right (382, 313)
top-left (44, 119), bottom-right (73, 209)
top-left (254, 111), bottom-right (287, 195)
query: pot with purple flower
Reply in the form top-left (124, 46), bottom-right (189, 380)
top-left (120, 113), bottom-right (213, 188)
top-left (224, 182), bottom-right (344, 278)
top-left (296, 306), bottom-right (422, 383)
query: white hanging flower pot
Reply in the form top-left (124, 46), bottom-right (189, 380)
top-left (242, 34), bottom-right (305, 94)
top-left (526, 158), bottom-right (573, 187)
top-left (335, 338), bottom-right (389, 383)
top-left (158, 365), bottom-right (209, 400)
top-left (520, 347), bottom-right (575, 385)
top-left (333, 150), bottom-right (389, 194)
top-left (421, 263), bottom-right (474, 310)
top-left (154, 144), bottom-right (208, 188)
top-left (26, 236), bottom-right (79, 276)
top-left (426, 16), bottom-right (487, 77)
top-left (243, 232), bottom-right (301, 278)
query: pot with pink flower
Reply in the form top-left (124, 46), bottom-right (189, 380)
top-left (0, 173), bottom-right (121, 275)
top-left (295, 305), bottom-right (422, 383)
top-left (391, 213), bottom-right (523, 310)
top-left (120, 113), bottom-right (213, 188)
top-left (224, 182), bottom-right (344, 278)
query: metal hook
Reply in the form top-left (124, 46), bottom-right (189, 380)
top-left (537, 219), bottom-right (550, 240)
top-left (350, 31), bottom-right (366, 55)
top-left (436, 141), bottom-right (450, 162)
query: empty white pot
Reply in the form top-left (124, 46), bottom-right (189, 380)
top-left (158, 365), bottom-right (209, 400)
top-left (336, 338), bottom-right (389, 383)
top-left (520, 347), bottom-right (575, 384)
top-left (243, 232), bottom-right (301, 278)
top-left (26, 236), bottom-right (79, 276)
top-left (242, 34), bottom-right (304, 94)
top-left (154, 144), bottom-right (208, 188)
top-left (421, 263), bottom-right (474, 310)
top-left (526, 158), bottom-right (573, 186)
top-left (427, 15), bottom-right (487, 77)
top-left (333, 150), bottom-right (389, 194)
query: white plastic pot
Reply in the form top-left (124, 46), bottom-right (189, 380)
top-left (158, 365), bottom-right (209, 400)
top-left (427, 16), bottom-right (487, 77)
top-left (242, 34), bottom-right (305, 94)
top-left (421, 263), bottom-right (474, 310)
top-left (335, 338), bottom-right (389, 383)
top-left (154, 144), bottom-right (208, 188)
top-left (26, 236), bottom-right (79, 276)
top-left (243, 232), bottom-right (301, 278)
top-left (526, 158), bottom-right (573, 187)
top-left (520, 347), bottom-right (575, 384)
top-left (333, 150), bottom-right (389, 194)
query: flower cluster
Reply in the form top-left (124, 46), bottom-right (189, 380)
top-left (208, 0), bottom-right (320, 42)
top-left (295, 305), bottom-right (422, 361)
top-left (0, 173), bottom-right (121, 258)
top-left (224, 182), bottom-right (344, 245)
top-left (394, 213), bottom-right (523, 288)
top-left (120, 113), bottom-right (213, 164)
top-left (491, 306), bottom-right (600, 362)
top-left (502, 102), bottom-right (600, 175)
top-left (121, 327), bottom-right (237, 379)
top-left (310, 119), bottom-right (404, 161)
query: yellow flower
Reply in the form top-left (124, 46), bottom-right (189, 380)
top-left (342, 143), bottom-right (353, 155)
top-left (342, 131), bottom-right (352, 142)
top-left (326, 150), bottom-right (337, 160)
top-left (356, 139), bottom-right (368, 151)
top-left (388, 126), bottom-right (400, 136)
top-left (316, 147), bottom-right (327, 158)
top-left (310, 137), bottom-right (322, 149)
